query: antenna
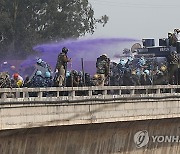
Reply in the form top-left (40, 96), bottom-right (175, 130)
top-left (131, 43), bottom-right (142, 53)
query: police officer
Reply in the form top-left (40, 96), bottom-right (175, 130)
top-left (0, 72), bottom-right (11, 88)
top-left (55, 47), bottom-right (71, 86)
top-left (37, 58), bottom-right (51, 73)
top-left (96, 54), bottom-right (110, 86)
top-left (30, 71), bottom-right (44, 87)
top-left (44, 72), bottom-right (53, 87)
top-left (168, 51), bottom-right (179, 84)
top-left (12, 73), bottom-right (24, 88)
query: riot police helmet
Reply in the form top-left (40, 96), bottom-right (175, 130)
top-left (37, 58), bottom-right (43, 64)
top-left (36, 70), bottom-right (42, 76)
top-left (45, 72), bottom-right (51, 78)
top-left (13, 73), bottom-right (19, 79)
top-left (170, 50), bottom-right (177, 55)
top-left (144, 70), bottom-right (150, 75)
top-left (101, 54), bottom-right (108, 58)
top-left (62, 47), bottom-right (69, 53)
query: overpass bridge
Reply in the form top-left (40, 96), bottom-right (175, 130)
top-left (0, 85), bottom-right (180, 153)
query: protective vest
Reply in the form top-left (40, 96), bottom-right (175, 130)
top-left (169, 34), bottom-right (178, 47)
top-left (96, 58), bottom-right (109, 74)
top-left (0, 72), bottom-right (11, 88)
top-left (169, 54), bottom-right (179, 65)
top-left (56, 53), bottom-right (68, 69)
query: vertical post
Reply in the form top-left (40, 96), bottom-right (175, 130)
top-left (57, 91), bottom-right (59, 97)
top-left (69, 90), bottom-right (75, 97)
top-left (1, 93), bottom-right (7, 99)
top-left (102, 90), bottom-right (107, 95)
top-left (23, 92), bottom-right (25, 98)
top-left (156, 88), bottom-right (160, 94)
top-left (16, 92), bottom-right (20, 98)
top-left (89, 90), bottom-right (92, 96)
top-left (38, 91), bottom-right (42, 98)
top-left (130, 89), bottom-right (135, 95)
top-left (119, 89), bottom-right (122, 95)
top-left (81, 58), bottom-right (85, 86)
top-left (171, 88), bottom-right (175, 93)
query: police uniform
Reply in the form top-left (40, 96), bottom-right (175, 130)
top-left (168, 51), bottom-right (179, 84)
top-left (55, 48), bottom-right (70, 86)
top-left (96, 55), bottom-right (110, 86)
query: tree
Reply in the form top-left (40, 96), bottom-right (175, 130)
top-left (0, 0), bottom-right (108, 59)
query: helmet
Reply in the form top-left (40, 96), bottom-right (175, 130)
top-left (66, 71), bottom-right (70, 77)
top-left (71, 70), bottom-right (78, 75)
top-left (144, 70), bottom-right (150, 75)
top-left (102, 54), bottom-right (107, 57)
top-left (45, 72), bottom-right (51, 78)
top-left (3, 61), bottom-right (7, 65)
top-left (36, 71), bottom-right (42, 76)
top-left (157, 70), bottom-right (163, 75)
top-left (78, 71), bottom-right (83, 76)
top-left (13, 73), bottom-right (19, 79)
top-left (119, 59), bottom-right (126, 66)
top-left (11, 65), bottom-right (16, 70)
top-left (37, 58), bottom-right (42, 64)
top-left (93, 74), bottom-right (99, 79)
top-left (17, 80), bottom-right (23, 87)
top-left (174, 29), bottom-right (180, 32)
top-left (170, 50), bottom-right (177, 55)
top-left (160, 65), bottom-right (167, 72)
top-left (136, 71), bottom-right (141, 77)
top-left (139, 57), bottom-right (146, 65)
top-left (128, 57), bottom-right (133, 61)
top-left (131, 70), bottom-right (136, 75)
top-left (62, 47), bottom-right (68, 53)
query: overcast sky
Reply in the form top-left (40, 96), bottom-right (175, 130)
top-left (87, 0), bottom-right (180, 44)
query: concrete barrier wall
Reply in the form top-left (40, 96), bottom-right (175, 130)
top-left (0, 85), bottom-right (180, 102)
top-left (0, 118), bottom-right (180, 154)
top-left (1, 95), bottom-right (180, 130)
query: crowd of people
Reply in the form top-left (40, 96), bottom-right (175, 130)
top-left (0, 45), bottom-right (180, 89)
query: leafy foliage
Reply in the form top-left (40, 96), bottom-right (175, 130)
top-left (0, 0), bottom-right (108, 58)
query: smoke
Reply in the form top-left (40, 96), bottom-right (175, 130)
top-left (20, 37), bottom-right (139, 75)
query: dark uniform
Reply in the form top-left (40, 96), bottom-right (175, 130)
top-left (168, 51), bottom-right (179, 84)
top-left (31, 75), bottom-right (44, 87)
top-left (96, 54), bottom-right (110, 86)
top-left (0, 72), bottom-right (11, 88)
top-left (168, 32), bottom-right (178, 47)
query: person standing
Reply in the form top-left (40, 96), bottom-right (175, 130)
top-left (96, 54), bottom-right (110, 86)
top-left (12, 73), bottom-right (24, 88)
top-left (55, 47), bottom-right (71, 86)
top-left (168, 51), bottom-right (179, 84)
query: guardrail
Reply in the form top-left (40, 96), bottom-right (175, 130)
top-left (0, 85), bottom-right (180, 102)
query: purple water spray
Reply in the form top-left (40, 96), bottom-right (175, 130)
top-left (21, 37), bottom-right (139, 75)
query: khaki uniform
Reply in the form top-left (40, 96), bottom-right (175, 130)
top-left (97, 74), bottom-right (105, 86)
top-left (55, 52), bottom-right (70, 86)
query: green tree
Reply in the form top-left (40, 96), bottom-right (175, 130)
top-left (0, 0), bottom-right (108, 59)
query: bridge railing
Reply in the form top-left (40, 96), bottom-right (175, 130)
top-left (0, 85), bottom-right (180, 102)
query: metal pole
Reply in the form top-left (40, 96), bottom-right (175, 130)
top-left (81, 58), bottom-right (85, 86)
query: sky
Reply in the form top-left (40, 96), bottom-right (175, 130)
top-left (88, 0), bottom-right (180, 45)
top-left (3, 0), bottom-right (180, 75)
